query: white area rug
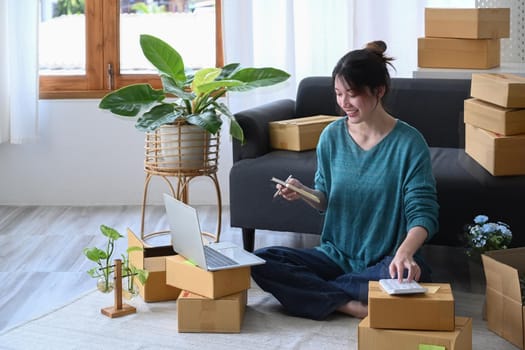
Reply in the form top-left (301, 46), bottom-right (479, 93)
top-left (0, 285), bottom-right (517, 349)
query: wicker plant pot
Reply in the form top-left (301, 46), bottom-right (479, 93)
top-left (144, 121), bottom-right (219, 176)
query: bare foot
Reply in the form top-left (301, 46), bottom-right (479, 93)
top-left (337, 300), bottom-right (368, 318)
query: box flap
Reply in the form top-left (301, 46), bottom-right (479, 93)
top-left (482, 248), bottom-right (525, 303)
top-left (127, 228), bottom-right (145, 270)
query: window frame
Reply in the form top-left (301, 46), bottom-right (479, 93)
top-left (39, 0), bottom-right (224, 99)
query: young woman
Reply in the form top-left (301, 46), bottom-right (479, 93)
top-left (251, 41), bottom-right (439, 320)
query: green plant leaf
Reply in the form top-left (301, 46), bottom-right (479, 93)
top-left (135, 269), bottom-right (149, 285)
top-left (218, 63), bottom-right (241, 79)
top-left (99, 84), bottom-right (165, 116)
top-left (100, 225), bottom-right (123, 241)
top-left (161, 75), bottom-right (194, 100)
top-left (135, 103), bottom-right (182, 131)
top-left (140, 34), bottom-right (186, 83)
top-left (192, 68), bottom-right (221, 94)
top-left (214, 102), bottom-right (244, 143)
top-left (186, 110), bottom-right (222, 134)
top-left (197, 79), bottom-right (244, 95)
top-left (86, 267), bottom-right (99, 278)
top-left (228, 68), bottom-right (291, 91)
top-left (83, 247), bottom-right (106, 262)
top-left (127, 246), bottom-right (144, 254)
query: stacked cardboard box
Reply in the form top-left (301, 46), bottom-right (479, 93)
top-left (464, 73), bottom-right (525, 176)
top-left (482, 248), bottom-right (525, 349)
top-left (166, 254), bottom-right (251, 333)
top-left (418, 8), bottom-right (510, 69)
top-left (358, 281), bottom-right (473, 349)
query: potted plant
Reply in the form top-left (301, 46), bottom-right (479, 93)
top-left (464, 214), bottom-right (513, 261)
top-left (98, 34), bottom-right (291, 145)
top-left (84, 225), bottom-right (149, 296)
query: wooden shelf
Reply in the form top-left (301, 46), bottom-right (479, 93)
top-left (413, 62), bottom-right (525, 79)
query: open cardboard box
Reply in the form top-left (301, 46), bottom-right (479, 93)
top-left (368, 281), bottom-right (455, 331)
top-left (127, 228), bottom-right (181, 302)
top-left (358, 316), bottom-right (472, 350)
top-left (482, 248), bottom-right (525, 349)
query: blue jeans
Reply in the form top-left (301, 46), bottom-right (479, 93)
top-left (251, 246), bottom-right (432, 320)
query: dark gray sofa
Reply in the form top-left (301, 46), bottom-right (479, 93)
top-left (229, 76), bottom-right (525, 252)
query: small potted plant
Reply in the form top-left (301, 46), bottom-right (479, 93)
top-left (98, 34), bottom-right (291, 145)
top-left (464, 214), bottom-right (512, 262)
top-left (84, 225), bottom-right (149, 295)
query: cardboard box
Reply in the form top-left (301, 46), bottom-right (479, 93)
top-left (464, 98), bottom-right (525, 136)
top-left (471, 73), bottom-right (525, 108)
top-left (269, 115), bottom-right (341, 151)
top-left (166, 254), bottom-right (251, 299)
top-left (127, 228), bottom-right (181, 302)
top-left (465, 123), bottom-right (525, 176)
top-left (482, 248), bottom-right (525, 349)
top-left (358, 316), bottom-right (472, 350)
top-left (418, 37), bottom-right (500, 69)
top-left (177, 290), bottom-right (247, 333)
top-left (425, 7), bottom-right (510, 39)
top-left (368, 281), bottom-right (455, 331)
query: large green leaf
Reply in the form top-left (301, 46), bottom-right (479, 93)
top-left (135, 103), bottom-right (182, 131)
top-left (185, 110), bottom-right (222, 134)
top-left (197, 79), bottom-right (244, 95)
top-left (192, 68), bottom-right (221, 94)
top-left (99, 84), bottom-right (165, 116)
top-left (100, 225), bottom-right (123, 241)
top-left (83, 247), bottom-right (107, 262)
top-left (161, 75), bottom-right (194, 100)
top-left (218, 63), bottom-right (240, 79)
top-left (215, 102), bottom-right (244, 143)
top-left (228, 68), bottom-right (290, 91)
top-left (140, 34), bottom-right (186, 83)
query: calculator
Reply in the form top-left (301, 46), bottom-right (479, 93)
top-left (379, 278), bottom-right (428, 295)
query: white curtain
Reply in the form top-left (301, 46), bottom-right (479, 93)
top-left (222, 0), bottom-right (354, 112)
top-left (222, 0), bottom-right (476, 113)
top-left (0, 0), bottom-right (39, 144)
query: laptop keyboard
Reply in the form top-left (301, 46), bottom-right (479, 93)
top-left (204, 245), bottom-right (240, 268)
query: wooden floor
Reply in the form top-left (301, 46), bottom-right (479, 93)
top-left (0, 205), bottom-right (486, 333)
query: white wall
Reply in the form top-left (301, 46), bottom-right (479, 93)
top-left (0, 99), bottom-right (234, 206)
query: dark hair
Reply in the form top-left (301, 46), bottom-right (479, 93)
top-left (332, 40), bottom-right (395, 97)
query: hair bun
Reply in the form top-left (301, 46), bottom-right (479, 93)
top-left (365, 40), bottom-right (387, 54)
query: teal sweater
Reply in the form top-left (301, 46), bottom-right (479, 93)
top-left (315, 118), bottom-right (439, 273)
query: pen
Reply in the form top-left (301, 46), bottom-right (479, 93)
top-left (273, 174), bottom-right (292, 198)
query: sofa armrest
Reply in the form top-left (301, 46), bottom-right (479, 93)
top-left (232, 99), bottom-right (296, 162)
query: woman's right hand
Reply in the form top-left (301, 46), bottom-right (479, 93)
top-left (276, 177), bottom-right (303, 201)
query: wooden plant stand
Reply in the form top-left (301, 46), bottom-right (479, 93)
top-left (101, 259), bottom-right (136, 318)
top-left (140, 123), bottom-right (222, 243)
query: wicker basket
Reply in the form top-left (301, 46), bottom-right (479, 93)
top-left (144, 122), bottom-right (219, 176)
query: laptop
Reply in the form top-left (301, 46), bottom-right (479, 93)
top-left (163, 193), bottom-right (266, 271)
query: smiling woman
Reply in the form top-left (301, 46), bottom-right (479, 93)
top-left (38, 0), bottom-right (223, 99)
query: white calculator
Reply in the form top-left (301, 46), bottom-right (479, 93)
top-left (379, 278), bottom-right (428, 295)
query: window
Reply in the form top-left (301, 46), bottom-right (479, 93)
top-left (39, 0), bottom-right (223, 99)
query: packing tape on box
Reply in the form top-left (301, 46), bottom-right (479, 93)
top-left (200, 302), bottom-right (217, 330)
